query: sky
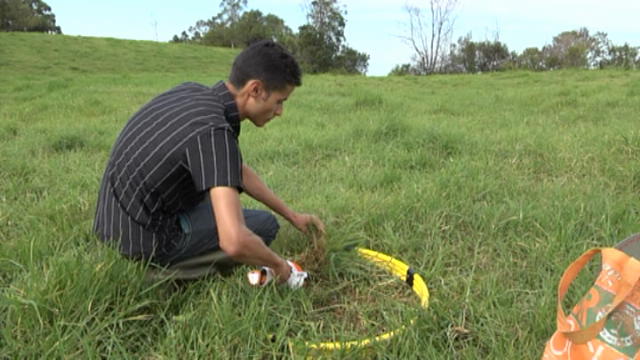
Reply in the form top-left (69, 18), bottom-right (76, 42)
top-left (46, 0), bottom-right (640, 76)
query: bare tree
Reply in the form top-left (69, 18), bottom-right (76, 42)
top-left (401, 0), bottom-right (458, 74)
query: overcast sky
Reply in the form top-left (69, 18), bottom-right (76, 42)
top-left (47, 0), bottom-right (640, 76)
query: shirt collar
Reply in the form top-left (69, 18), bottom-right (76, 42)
top-left (212, 81), bottom-right (241, 136)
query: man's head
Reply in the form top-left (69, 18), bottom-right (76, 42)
top-left (229, 40), bottom-right (301, 92)
top-left (228, 40), bottom-right (301, 127)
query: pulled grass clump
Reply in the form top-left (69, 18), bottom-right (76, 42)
top-left (296, 231), bottom-right (328, 273)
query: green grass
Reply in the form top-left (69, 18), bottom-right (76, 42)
top-left (1, 32), bottom-right (640, 358)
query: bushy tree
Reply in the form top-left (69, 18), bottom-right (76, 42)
top-left (0, 0), bottom-right (61, 33)
top-left (218, 0), bottom-right (247, 25)
top-left (335, 46), bottom-right (369, 74)
top-left (201, 10), bottom-right (294, 48)
top-left (171, 31), bottom-right (190, 43)
top-left (388, 63), bottom-right (421, 76)
top-left (529, 28), bottom-right (638, 70)
top-left (588, 31), bottom-right (612, 68)
top-left (603, 44), bottom-right (639, 70)
top-left (516, 47), bottom-right (545, 71)
top-left (294, 0), bottom-right (368, 74)
top-left (171, 2), bottom-right (293, 48)
top-left (541, 28), bottom-right (595, 69)
top-left (305, 0), bottom-right (345, 51)
top-left (171, 17), bottom-right (212, 43)
top-left (293, 24), bottom-right (335, 73)
top-left (475, 40), bottom-right (510, 72)
top-left (447, 34), bottom-right (475, 73)
top-left (446, 34), bottom-right (510, 73)
top-left (459, 35), bottom-right (477, 73)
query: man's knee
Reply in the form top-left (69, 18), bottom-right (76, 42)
top-left (261, 212), bottom-right (280, 246)
top-left (245, 210), bottom-right (279, 246)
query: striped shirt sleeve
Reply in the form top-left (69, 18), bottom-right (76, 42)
top-left (185, 126), bottom-right (243, 192)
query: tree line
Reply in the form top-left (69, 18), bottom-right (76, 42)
top-left (171, 0), bottom-right (369, 75)
top-left (3, 0), bottom-right (637, 76)
top-left (392, 0), bottom-right (638, 75)
top-left (391, 28), bottom-right (639, 76)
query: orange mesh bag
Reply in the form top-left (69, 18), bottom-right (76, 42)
top-left (542, 234), bottom-right (640, 359)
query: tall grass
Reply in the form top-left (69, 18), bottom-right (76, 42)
top-left (1, 32), bottom-right (639, 358)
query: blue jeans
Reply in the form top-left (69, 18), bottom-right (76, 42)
top-left (159, 196), bottom-right (280, 266)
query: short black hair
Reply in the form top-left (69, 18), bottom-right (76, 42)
top-left (229, 40), bottom-right (302, 92)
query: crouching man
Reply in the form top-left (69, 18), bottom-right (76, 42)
top-left (93, 40), bottom-right (324, 286)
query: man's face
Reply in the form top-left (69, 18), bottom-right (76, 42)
top-left (247, 85), bottom-right (295, 127)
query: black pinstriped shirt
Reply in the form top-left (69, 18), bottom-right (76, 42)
top-left (93, 81), bottom-right (243, 261)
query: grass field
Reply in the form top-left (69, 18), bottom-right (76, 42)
top-left (1, 32), bottom-right (639, 358)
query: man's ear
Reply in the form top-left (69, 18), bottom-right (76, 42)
top-left (245, 80), bottom-right (265, 99)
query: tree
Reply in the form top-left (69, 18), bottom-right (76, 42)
top-left (218, 0), bottom-right (247, 25)
top-left (516, 47), bottom-right (545, 71)
top-left (206, 0), bottom-right (248, 48)
top-left (294, 24), bottom-right (335, 73)
top-left (295, 0), bottom-right (344, 73)
top-left (171, 31), bottom-right (190, 43)
top-left (603, 43), bottom-right (639, 70)
top-left (201, 10), bottom-right (293, 48)
top-left (588, 31), bottom-right (611, 68)
top-left (541, 28), bottom-right (595, 69)
top-left (171, 1), bottom-right (293, 48)
top-left (459, 35), bottom-right (477, 73)
top-left (536, 29), bottom-right (639, 70)
top-left (401, 0), bottom-right (458, 74)
top-left (304, 0), bottom-right (345, 51)
top-left (171, 0), bottom-right (248, 46)
top-left (446, 33), bottom-right (510, 73)
top-left (335, 46), bottom-right (369, 74)
top-left (295, 0), bottom-right (368, 74)
top-left (474, 40), bottom-right (510, 72)
top-left (447, 33), bottom-right (476, 73)
top-left (0, 0), bottom-right (61, 33)
top-left (388, 63), bottom-right (420, 76)
top-left (170, 18), bottom-right (213, 43)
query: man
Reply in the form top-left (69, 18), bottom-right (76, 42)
top-left (93, 40), bottom-right (324, 286)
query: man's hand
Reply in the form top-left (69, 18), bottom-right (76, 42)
top-left (290, 212), bottom-right (326, 236)
top-left (273, 258), bottom-right (292, 283)
top-left (241, 164), bottom-right (325, 238)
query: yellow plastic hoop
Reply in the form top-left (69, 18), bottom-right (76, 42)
top-left (302, 247), bottom-right (430, 351)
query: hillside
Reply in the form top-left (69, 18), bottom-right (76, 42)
top-left (0, 32), bottom-right (238, 77)
top-left (1, 32), bottom-right (640, 358)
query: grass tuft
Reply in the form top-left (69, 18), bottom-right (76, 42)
top-left (50, 133), bottom-right (87, 153)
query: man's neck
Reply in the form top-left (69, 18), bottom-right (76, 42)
top-left (225, 81), bottom-right (248, 120)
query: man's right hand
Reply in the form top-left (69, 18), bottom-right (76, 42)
top-left (273, 258), bottom-right (292, 283)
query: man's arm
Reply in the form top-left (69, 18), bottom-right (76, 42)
top-left (209, 186), bottom-right (291, 281)
top-left (242, 164), bottom-right (325, 235)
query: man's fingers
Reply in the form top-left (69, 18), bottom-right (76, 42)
top-left (305, 215), bottom-right (325, 236)
top-left (311, 216), bottom-right (326, 235)
top-left (295, 213), bottom-right (325, 236)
